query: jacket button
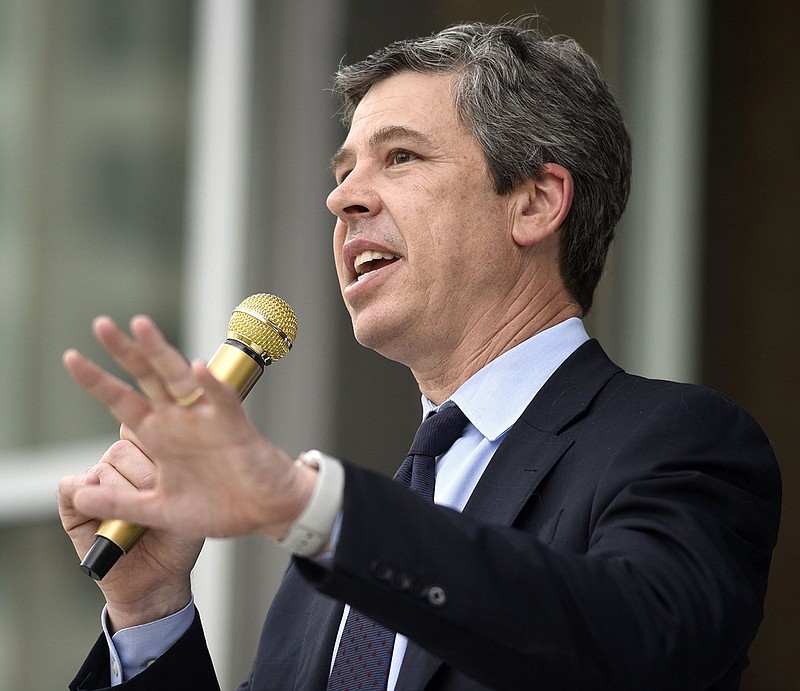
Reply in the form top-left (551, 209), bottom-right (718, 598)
top-left (426, 585), bottom-right (447, 607)
top-left (369, 559), bottom-right (393, 581)
top-left (392, 572), bottom-right (412, 591)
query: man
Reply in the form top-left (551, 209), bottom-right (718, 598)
top-left (59, 20), bottom-right (780, 691)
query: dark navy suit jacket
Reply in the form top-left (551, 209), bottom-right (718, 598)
top-left (71, 340), bottom-right (781, 690)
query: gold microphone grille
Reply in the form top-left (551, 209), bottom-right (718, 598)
top-left (227, 293), bottom-right (298, 362)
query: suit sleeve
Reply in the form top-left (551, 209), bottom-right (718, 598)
top-left (69, 609), bottom-right (220, 691)
top-left (295, 386), bottom-right (781, 691)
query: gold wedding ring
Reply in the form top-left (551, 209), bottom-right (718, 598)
top-left (174, 387), bottom-right (205, 407)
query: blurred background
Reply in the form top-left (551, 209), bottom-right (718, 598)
top-left (0, 0), bottom-right (796, 688)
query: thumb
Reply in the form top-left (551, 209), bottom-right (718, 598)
top-left (73, 484), bottom-right (162, 529)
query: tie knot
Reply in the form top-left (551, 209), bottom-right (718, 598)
top-left (408, 403), bottom-right (469, 460)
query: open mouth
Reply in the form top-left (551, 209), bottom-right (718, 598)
top-left (353, 250), bottom-right (401, 280)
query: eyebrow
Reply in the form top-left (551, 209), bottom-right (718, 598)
top-left (329, 125), bottom-right (436, 175)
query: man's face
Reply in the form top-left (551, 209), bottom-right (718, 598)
top-left (327, 72), bottom-right (521, 372)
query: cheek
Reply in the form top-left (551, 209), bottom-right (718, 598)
top-left (430, 203), bottom-right (507, 280)
top-left (332, 223), bottom-right (346, 279)
top-left (425, 201), bottom-right (474, 256)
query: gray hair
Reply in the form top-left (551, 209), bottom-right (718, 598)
top-left (332, 19), bottom-right (632, 313)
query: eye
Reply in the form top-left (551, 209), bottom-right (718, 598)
top-left (388, 149), bottom-right (417, 166)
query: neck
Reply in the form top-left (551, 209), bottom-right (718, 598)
top-left (412, 296), bottom-right (581, 405)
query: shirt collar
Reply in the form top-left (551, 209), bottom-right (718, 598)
top-left (422, 318), bottom-right (589, 442)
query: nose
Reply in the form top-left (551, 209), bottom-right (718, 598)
top-left (326, 167), bottom-right (382, 221)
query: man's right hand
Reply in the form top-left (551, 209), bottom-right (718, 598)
top-left (57, 437), bottom-right (203, 632)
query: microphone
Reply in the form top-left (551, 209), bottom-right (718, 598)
top-left (79, 293), bottom-right (298, 580)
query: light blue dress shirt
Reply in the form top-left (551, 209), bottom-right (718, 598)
top-left (107, 318), bottom-right (589, 687)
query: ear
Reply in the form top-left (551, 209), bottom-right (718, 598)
top-left (511, 163), bottom-right (573, 247)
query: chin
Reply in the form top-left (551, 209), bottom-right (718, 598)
top-left (352, 320), bottom-right (390, 351)
top-left (351, 317), bottom-right (409, 363)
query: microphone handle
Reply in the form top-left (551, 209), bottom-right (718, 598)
top-left (80, 340), bottom-right (265, 580)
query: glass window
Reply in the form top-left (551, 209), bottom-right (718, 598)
top-left (0, 2), bottom-right (193, 686)
top-left (0, 0), bottom-right (192, 450)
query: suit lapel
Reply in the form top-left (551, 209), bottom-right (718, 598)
top-left (463, 339), bottom-right (621, 524)
top-left (394, 340), bottom-right (621, 690)
top-left (463, 425), bottom-right (573, 523)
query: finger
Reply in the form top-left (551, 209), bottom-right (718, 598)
top-left (129, 316), bottom-right (202, 404)
top-left (57, 471), bottom-right (100, 514)
top-left (119, 423), bottom-right (151, 458)
top-left (57, 472), bottom-right (102, 530)
top-left (99, 439), bottom-right (159, 491)
top-left (192, 360), bottom-right (244, 413)
top-left (62, 348), bottom-right (152, 428)
top-left (93, 316), bottom-right (173, 404)
top-left (73, 483), bottom-right (163, 530)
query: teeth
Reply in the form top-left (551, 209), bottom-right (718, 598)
top-left (354, 250), bottom-right (399, 274)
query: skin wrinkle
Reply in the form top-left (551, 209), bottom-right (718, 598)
top-left (411, 270), bottom-right (578, 403)
top-left (330, 125), bottom-right (440, 181)
top-left (415, 268), bottom-right (574, 400)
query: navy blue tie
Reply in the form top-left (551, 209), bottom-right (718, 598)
top-left (326, 404), bottom-right (469, 690)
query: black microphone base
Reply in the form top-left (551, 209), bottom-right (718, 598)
top-left (80, 535), bottom-right (124, 580)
